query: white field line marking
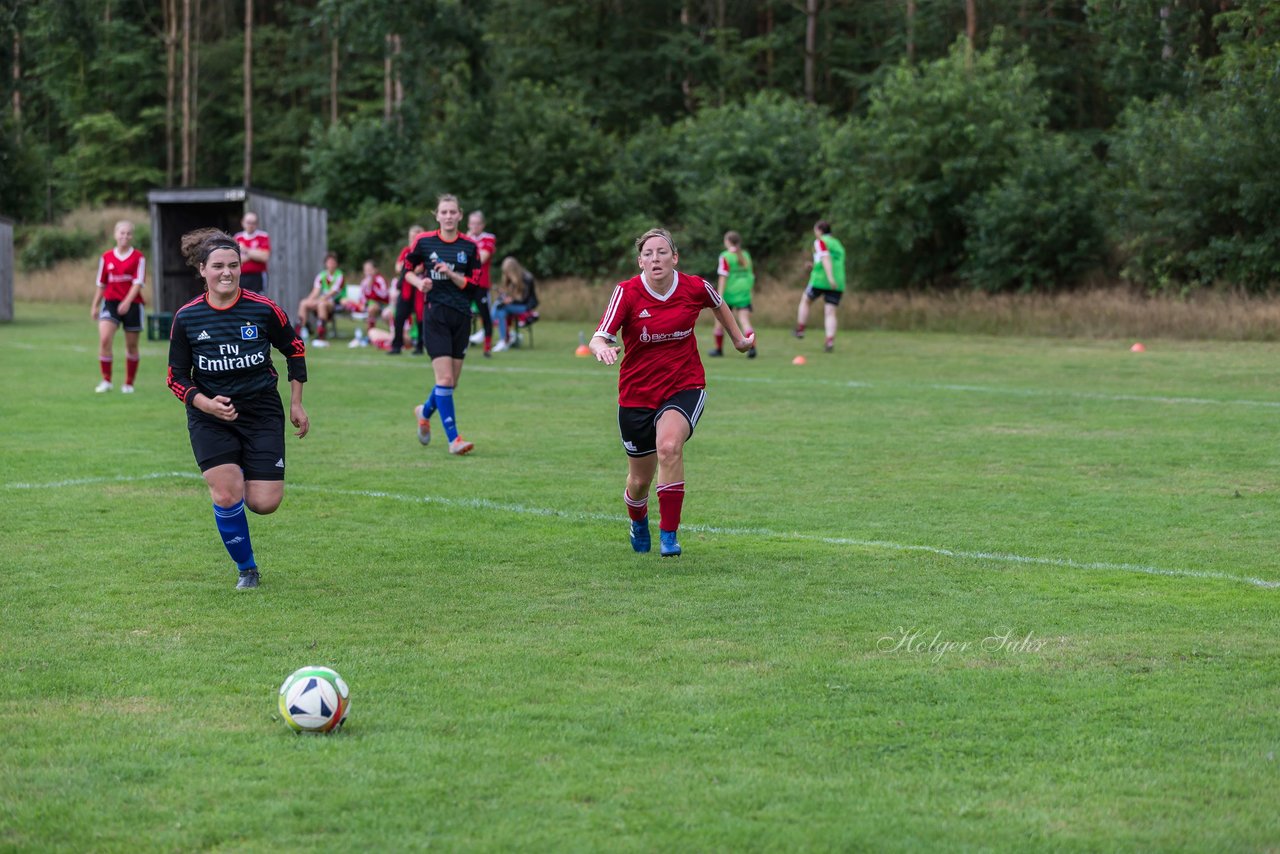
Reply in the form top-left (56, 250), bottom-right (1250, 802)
top-left (327, 356), bottom-right (1280, 409)
top-left (6, 471), bottom-right (1277, 589)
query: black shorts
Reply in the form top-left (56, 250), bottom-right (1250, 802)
top-left (724, 300), bottom-right (753, 312)
top-left (618, 388), bottom-right (707, 458)
top-left (240, 272), bottom-right (266, 293)
top-left (422, 303), bottom-right (470, 360)
top-left (187, 391), bottom-right (286, 481)
top-left (99, 300), bottom-right (143, 332)
top-left (804, 286), bottom-right (843, 306)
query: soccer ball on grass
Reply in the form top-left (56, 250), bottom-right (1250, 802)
top-left (278, 665), bottom-right (350, 733)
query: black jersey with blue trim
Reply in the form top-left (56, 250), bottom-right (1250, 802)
top-left (167, 290), bottom-right (307, 404)
top-left (404, 231), bottom-right (480, 313)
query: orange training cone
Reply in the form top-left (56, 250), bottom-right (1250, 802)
top-left (1130, 342), bottom-right (1146, 353)
top-left (792, 355), bottom-right (807, 366)
top-left (575, 330), bottom-right (592, 357)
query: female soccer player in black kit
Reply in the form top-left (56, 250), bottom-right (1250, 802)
top-left (167, 228), bottom-right (309, 589)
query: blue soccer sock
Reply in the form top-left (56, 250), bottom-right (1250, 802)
top-left (213, 500), bottom-right (257, 571)
top-left (422, 387), bottom-right (437, 421)
top-left (434, 384), bottom-right (459, 442)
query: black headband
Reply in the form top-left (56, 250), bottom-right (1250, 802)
top-left (201, 238), bottom-right (240, 264)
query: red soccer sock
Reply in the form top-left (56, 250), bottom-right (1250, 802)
top-left (795, 323), bottom-right (805, 335)
top-left (317, 321), bottom-right (326, 338)
top-left (656, 481), bottom-right (685, 532)
top-left (367, 318), bottom-right (377, 332)
top-left (100, 357), bottom-right (113, 382)
top-left (624, 488), bottom-right (648, 522)
top-left (125, 354), bottom-right (139, 385)
top-left (714, 330), bottom-right (724, 350)
top-left (744, 327), bottom-right (754, 339)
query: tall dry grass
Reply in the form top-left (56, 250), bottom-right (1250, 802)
top-left (537, 276), bottom-right (1280, 341)
top-left (14, 207), bottom-right (149, 304)
top-left (16, 208), bottom-right (1280, 341)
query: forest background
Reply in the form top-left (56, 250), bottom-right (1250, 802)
top-left (1, 0), bottom-right (1277, 295)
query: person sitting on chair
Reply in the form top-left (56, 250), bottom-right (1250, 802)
top-left (491, 256), bottom-right (537, 352)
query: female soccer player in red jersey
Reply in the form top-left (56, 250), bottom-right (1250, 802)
top-left (90, 220), bottom-right (146, 393)
top-left (167, 228), bottom-right (309, 589)
top-left (589, 228), bottom-right (754, 556)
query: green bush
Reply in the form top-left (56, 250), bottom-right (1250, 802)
top-left (1107, 32), bottom-right (1280, 291)
top-left (825, 36), bottom-right (1049, 289)
top-left (18, 226), bottom-right (96, 271)
top-left (959, 133), bottom-right (1106, 291)
top-left (303, 119), bottom-right (411, 222)
top-left (0, 121), bottom-right (48, 222)
top-left (327, 200), bottom-right (420, 274)
top-left (416, 80), bottom-right (633, 277)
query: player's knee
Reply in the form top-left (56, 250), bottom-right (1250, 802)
top-left (247, 495), bottom-right (281, 515)
top-left (656, 437), bottom-right (684, 465)
top-left (209, 485), bottom-right (241, 507)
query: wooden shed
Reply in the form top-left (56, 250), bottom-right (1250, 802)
top-left (0, 216), bottom-right (13, 323)
top-left (147, 187), bottom-right (327, 319)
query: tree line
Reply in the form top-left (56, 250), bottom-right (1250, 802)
top-left (1, 0), bottom-right (1277, 291)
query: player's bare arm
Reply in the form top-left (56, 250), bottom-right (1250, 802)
top-left (711, 301), bottom-right (754, 352)
top-left (289, 380), bottom-right (309, 438)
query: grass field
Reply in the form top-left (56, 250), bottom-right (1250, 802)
top-left (2, 302), bottom-right (1278, 850)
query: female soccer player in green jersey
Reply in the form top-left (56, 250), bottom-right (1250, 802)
top-left (794, 220), bottom-right (846, 352)
top-left (708, 231), bottom-right (757, 359)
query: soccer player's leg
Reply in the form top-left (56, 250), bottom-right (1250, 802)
top-left (477, 289), bottom-right (494, 355)
top-left (122, 304), bottom-right (142, 392)
top-left (96, 308), bottom-right (118, 392)
top-left (202, 462), bottom-right (259, 588)
top-left (796, 287), bottom-right (814, 338)
top-left (653, 389), bottom-right (705, 557)
top-left (420, 306), bottom-right (472, 454)
top-left (619, 406), bottom-right (659, 552)
top-left (738, 306), bottom-right (756, 358)
top-left (823, 290), bottom-right (841, 352)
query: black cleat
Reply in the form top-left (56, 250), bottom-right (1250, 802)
top-left (707, 348), bottom-right (723, 358)
top-left (388, 348), bottom-right (402, 355)
top-left (747, 346), bottom-right (758, 359)
top-left (236, 569), bottom-right (260, 590)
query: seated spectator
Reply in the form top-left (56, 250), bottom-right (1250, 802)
top-left (343, 259), bottom-right (392, 348)
top-left (491, 256), bottom-right (537, 352)
top-left (297, 252), bottom-right (344, 348)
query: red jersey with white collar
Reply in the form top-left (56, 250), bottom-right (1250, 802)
top-left (595, 271), bottom-right (722, 409)
top-left (97, 248), bottom-right (146, 302)
top-left (235, 230), bottom-right (270, 274)
top-left (466, 231), bottom-right (496, 288)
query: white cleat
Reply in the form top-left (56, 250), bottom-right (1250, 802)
top-left (121, 384), bottom-right (135, 394)
top-left (468, 330), bottom-right (485, 345)
top-left (491, 338), bottom-right (510, 353)
top-left (348, 337), bottom-right (363, 348)
top-left (311, 338), bottom-right (329, 348)
top-left (95, 381), bottom-right (113, 393)
top-left (414, 404), bottom-right (432, 446)
top-left (448, 436), bottom-right (474, 455)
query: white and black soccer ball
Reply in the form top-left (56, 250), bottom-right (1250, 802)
top-left (278, 666), bottom-right (350, 733)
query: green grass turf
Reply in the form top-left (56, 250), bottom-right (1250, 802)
top-left (2, 302), bottom-right (1278, 850)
